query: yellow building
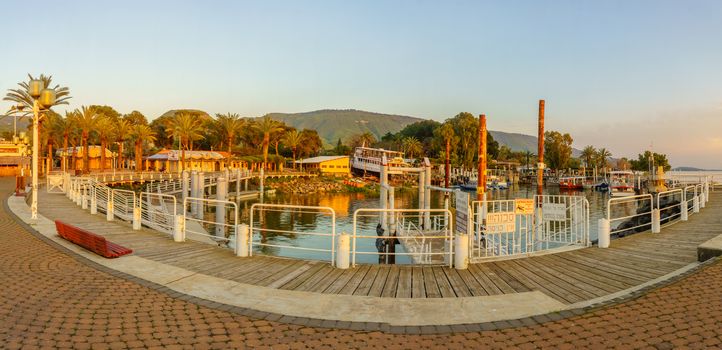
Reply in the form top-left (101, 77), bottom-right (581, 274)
top-left (296, 156), bottom-right (350, 176)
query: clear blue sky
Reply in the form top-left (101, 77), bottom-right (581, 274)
top-left (2, 0), bottom-right (722, 168)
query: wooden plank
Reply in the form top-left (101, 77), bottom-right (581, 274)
top-left (368, 266), bottom-right (391, 297)
top-left (453, 269), bottom-right (489, 296)
top-left (467, 263), bottom-right (504, 295)
top-left (338, 265), bottom-right (372, 295)
top-left (279, 262), bottom-right (328, 290)
top-left (256, 260), bottom-right (309, 287)
top-left (305, 266), bottom-right (347, 293)
top-left (436, 267), bottom-right (470, 297)
top-left (422, 267), bottom-right (442, 298)
top-left (396, 267), bottom-right (412, 298)
top-left (430, 267), bottom-right (457, 297)
top-left (323, 266), bottom-right (365, 294)
top-left (266, 262), bottom-right (317, 289)
top-left (411, 267), bottom-right (426, 298)
top-left (513, 258), bottom-right (595, 302)
top-left (487, 262), bottom-right (532, 293)
top-left (473, 263), bottom-right (516, 294)
top-left (294, 265), bottom-right (336, 292)
top-left (381, 267), bottom-right (401, 298)
top-left (502, 260), bottom-right (577, 303)
top-left (531, 255), bottom-right (617, 296)
top-left (353, 265), bottom-right (382, 296)
top-left (542, 254), bottom-right (633, 291)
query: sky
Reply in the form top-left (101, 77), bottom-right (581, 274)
top-left (1, 0), bottom-right (721, 168)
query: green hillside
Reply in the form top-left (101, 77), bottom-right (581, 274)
top-left (267, 109), bottom-right (424, 146)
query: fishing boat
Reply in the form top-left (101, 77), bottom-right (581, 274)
top-left (609, 171), bottom-right (637, 197)
top-left (351, 147), bottom-right (409, 176)
top-left (558, 176), bottom-right (585, 190)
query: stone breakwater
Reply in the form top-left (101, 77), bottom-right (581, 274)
top-left (267, 178), bottom-right (346, 195)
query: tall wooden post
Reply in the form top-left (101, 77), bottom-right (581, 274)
top-left (537, 100), bottom-right (545, 196)
top-left (478, 114), bottom-right (487, 201)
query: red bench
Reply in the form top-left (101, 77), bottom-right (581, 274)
top-left (54, 220), bottom-right (133, 258)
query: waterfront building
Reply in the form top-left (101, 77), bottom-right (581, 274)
top-left (0, 139), bottom-right (30, 176)
top-left (55, 146), bottom-right (116, 171)
top-left (295, 156), bottom-right (350, 176)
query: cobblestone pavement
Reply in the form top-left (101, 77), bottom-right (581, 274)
top-left (1, 188), bottom-right (722, 349)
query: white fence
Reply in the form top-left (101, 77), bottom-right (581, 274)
top-left (352, 208), bottom-right (453, 267)
top-left (249, 204), bottom-right (337, 265)
top-left (112, 189), bottom-right (136, 222)
top-left (140, 192), bottom-right (177, 235)
top-left (656, 188), bottom-right (683, 228)
top-left (607, 194), bottom-right (653, 237)
top-left (469, 195), bottom-right (589, 261)
top-left (183, 197), bottom-right (238, 246)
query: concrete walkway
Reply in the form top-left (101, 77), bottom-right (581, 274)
top-left (2, 179), bottom-right (722, 348)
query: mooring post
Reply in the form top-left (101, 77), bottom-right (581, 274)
top-left (336, 233), bottom-right (351, 269)
top-left (652, 209), bottom-right (660, 233)
top-left (235, 168), bottom-right (241, 195)
top-left (106, 198), bottom-right (114, 222)
top-left (190, 171), bottom-right (198, 216)
top-left (235, 223), bottom-right (249, 257)
top-left (424, 158), bottom-right (432, 229)
top-left (81, 186), bottom-right (88, 210)
top-left (90, 191), bottom-right (97, 215)
top-left (681, 200), bottom-right (689, 221)
top-left (478, 114), bottom-right (487, 202)
top-left (173, 214), bottom-right (185, 242)
top-left (388, 187), bottom-right (396, 234)
top-left (181, 170), bottom-right (189, 203)
top-left (380, 156), bottom-right (388, 232)
top-left (133, 206), bottom-right (142, 230)
top-left (215, 177), bottom-right (228, 237)
top-left (693, 196), bottom-right (700, 213)
top-left (454, 234), bottom-right (469, 270)
top-left (196, 172), bottom-right (205, 220)
top-left (259, 168), bottom-right (265, 201)
top-left (597, 218), bottom-right (610, 248)
top-left (537, 100), bottom-right (545, 197)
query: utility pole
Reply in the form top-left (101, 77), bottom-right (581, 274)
top-left (537, 100), bottom-right (545, 197)
top-left (478, 114), bottom-right (487, 201)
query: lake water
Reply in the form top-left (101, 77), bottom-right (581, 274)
top-left (238, 183), bottom-right (612, 264)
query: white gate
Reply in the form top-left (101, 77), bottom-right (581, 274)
top-left (470, 196), bottom-right (589, 261)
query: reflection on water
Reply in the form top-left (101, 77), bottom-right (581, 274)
top-left (240, 184), bottom-right (612, 263)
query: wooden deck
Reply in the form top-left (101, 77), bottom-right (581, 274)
top-left (37, 190), bottom-right (722, 305)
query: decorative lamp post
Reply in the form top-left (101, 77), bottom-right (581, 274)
top-left (28, 79), bottom-right (56, 220)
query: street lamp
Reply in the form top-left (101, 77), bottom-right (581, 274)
top-left (28, 79), bottom-right (56, 220)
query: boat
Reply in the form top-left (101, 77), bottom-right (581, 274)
top-left (351, 147), bottom-right (409, 176)
top-left (609, 171), bottom-right (637, 197)
top-left (558, 176), bottom-right (585, 190)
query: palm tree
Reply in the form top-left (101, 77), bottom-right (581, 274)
top-left (52, 112), bottom-right (76, 172)
top-left (114, 119), bottom-right (132, 169)
top-left (581, 145), bottom-right (596, 168)
top-left (130, 125), bottom-right (156, 171)
top-left (165, 112), bottom-right (204, 171)
top-left (214, 113), bottom-right (244, 154)
top-left (252, 116), bottom-right (284, 170)
top-left (402, 136), bottom-right (423, 159)
top-left (70, 106), bottom-right (100, 173)
top-left (359, 131), bottom-right (376, 147)
top-left (95, 116), bottom-right (115, 172)
top-left (282, 129), bottom-right (303, 169)
top-left (597, 148), bottom-right (612, 175)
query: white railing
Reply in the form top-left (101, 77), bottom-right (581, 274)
top-left (112, 189), bottom-right (137, 222)
top-left (94, 183), bottom-right (112, 214)
top-left (471, 200), bottom-right (534, 260)
top-left (249, 204), bottom-right (336, 265)
top-left (607, 194), bottom-right (653, 236)
top-left (352, 208), bottom-right (453, 267)
top-left (535, 195), bottom-right (590, 248)
top-left (683, 185), bottom-right (696, 215)
top-left (140, 192), bottom-right (177, 235)
top-left (183, 197), bottom-right (238, 246)
top-left (146, 178), bottom-right (187, 193)
top-left (656, 188), bottom-right (683, 228)
top-left (46, 171), bottom-right (65, 193)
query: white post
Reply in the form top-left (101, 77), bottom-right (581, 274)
top-left (106, 201), bottom-right (114, 221)
top-left (133, 207), bottom-right (141, 230)
top-left (196, 172), bottom-right (205, 220)
top-left (215, 177), bottom-right (227, 237)
top-left (235, 168), bottom-right (241, 195)
top-left (90, 193), bottom-right (97, 215)
top-left (380, 156), bottom-right (388, 232)
top-left (173, 214), bottom-right (185, 242)
top-left (259, 168), bottom-right (265, 201)
top-left (700, 191), bottom-right (706, 209)
top-left (424, 158), bottom-right (432, 229)
top-left (651, 209), bottom-right (660, 233)
top-left (418, 169), bottom-right (425, 227)
top-left (454, 234), bottom-right (469, 270)
top-left (336, 233), bottom-right (350, 269)
top-left (181, 170), bottom-right (189, 202)
top-left (388, 187), bottom-right (396, 234)
top-left (693, 196), bottom-right (700, 213)
top-left (235, 223), bottom-right (249, 257)
top-left (190, 171), bottom-right (198, 216)
top-left (31, 100), bottom-right (39, 220)
top-left (681, 200), bottom-right (688, 221)
top-left (597, 218), bottom-right (610, 248)
top-left (81, 187), bottom-right (88, 210)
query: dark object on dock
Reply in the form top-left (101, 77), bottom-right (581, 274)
top-left (612, 197), bottom-right (681, 238)
top-left (375, 223), bottom-right (399, 264)
top-left (54, 220), bottom-right (133, 258)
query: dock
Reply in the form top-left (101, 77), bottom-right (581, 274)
top-left (36, 189), bottom-right (722, 305)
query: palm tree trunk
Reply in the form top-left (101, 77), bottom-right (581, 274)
top-left (119, 142), bottom-right (124, 169)
top-left (182, 147), bottom-right (186, 172)
top-left (83, 133), bottom-right (90, 174)
top-left (262, 133), bottom-right (270, 170)
top-left (47, 142), bottom-right (53, 173)
top-left (63, 135), bottom-right (68, 172)
top-left (100, 139), bottom-right (106, 172)
top-left (135, 141), bottom-right (142, 171)
top-left (292, 148), bottom-right (296, 170)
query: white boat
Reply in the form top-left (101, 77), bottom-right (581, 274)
top-left (351, 147), bottom-right (409, 176)
top-left (609, 171), bottom-right (637, 197)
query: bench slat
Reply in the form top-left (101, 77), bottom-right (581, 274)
top-left (54, 220), bottom-right (132, 259)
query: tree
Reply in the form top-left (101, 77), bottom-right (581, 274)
top-left (130, 125), bottom-right (156, 171)
top-left (214, 113), bottom-right (244, 153)
top-left (299, 129), bottom-right (323, 159)
top-left (70, 106), bottom-right (101, 173)
top-left (95, 117), bottom-right (115, 171)
top-left (165, 112), bottom-right (204, 171)
top-left (402, 136), bottom-right (423, 159)
top-left (630, 151), bottom-right (671, 171)
top-left (252, 116), bottom-right (285, 170)
top-left (358, 132), bottom-right (376, 147)
top-left (114, 119), bottom-right (132, 169)
top-left (581, 145), bottom-right (597, 168)
top-left (282, 129), bottom-right (303, 169)
top-left (52, 113), bottom-right (76, 171)
top-left (88, 105), bottom-right (121, 122)
top-left (543, 131), bottom-right (574, 170)
top-left (123, 111), bottom-right (148, 126)
top-left (596, 148), bottom-right (612, 171)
